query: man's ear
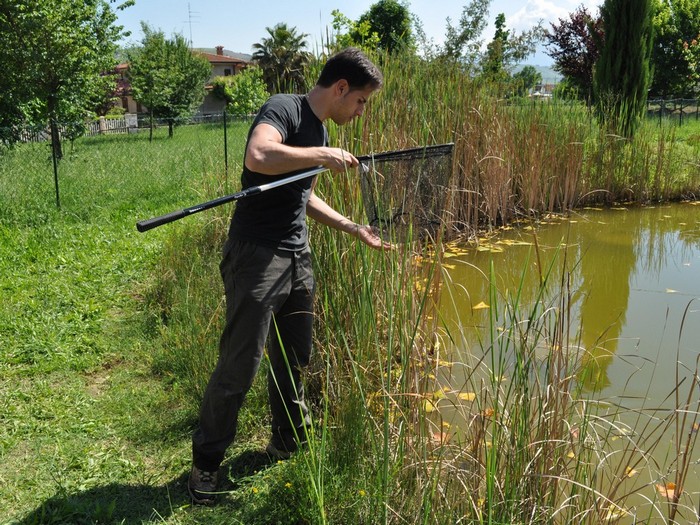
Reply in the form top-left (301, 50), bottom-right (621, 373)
top-left (336, 79), bottom-right (349, 95)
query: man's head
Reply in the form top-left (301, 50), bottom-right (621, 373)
top-left (315, 48), bottom-right (383, 125)
top-left (316, 47), bottom-right (383, 92)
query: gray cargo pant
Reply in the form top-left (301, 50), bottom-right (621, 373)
top-left (192, 238), bottom-right (314, 472)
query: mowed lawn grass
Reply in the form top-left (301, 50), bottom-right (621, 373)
top-left (0, 123), bottom-right (265, 524)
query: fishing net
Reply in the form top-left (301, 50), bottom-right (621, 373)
top-left (359, 143), bottom-right (454, 242)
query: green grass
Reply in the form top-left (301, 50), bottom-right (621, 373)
top-left (2, 65), bottom-right (700, 523)
top-left (0, 124), bottom-right (257, 524)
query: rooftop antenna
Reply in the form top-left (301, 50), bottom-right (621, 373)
top-left (184, 3), bottom-right (200, 47)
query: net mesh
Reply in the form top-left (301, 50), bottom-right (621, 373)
top-left (359, 143), bottom-right (454, 242)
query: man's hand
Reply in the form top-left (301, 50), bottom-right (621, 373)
top-left (356, 224), bottom-right (395, 251)
top-left (322, 147), bottom-right (358, 172)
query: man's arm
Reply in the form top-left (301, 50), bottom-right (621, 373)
top-left (306, 191), bottom-right (394, 251)
top-left (245, 123), bottom-right (358, 175)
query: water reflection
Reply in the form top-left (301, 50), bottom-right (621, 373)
top-left (439, 203), bottom-right (700, 398)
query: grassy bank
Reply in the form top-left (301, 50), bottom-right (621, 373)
top-left (2, 61), bottom-right (700, 523)
top-left (0, 125), bottom-right (248, 524)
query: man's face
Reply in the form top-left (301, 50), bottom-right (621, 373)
top-left (331, 83), bottom-right (377, 125)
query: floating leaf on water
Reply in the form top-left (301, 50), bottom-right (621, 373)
top-left (481, 408), bottom-right (494, 417)
top-left (569, 220), bottom-right (578, 223)
top-left (602, 505), bottom-right (629, 522)
top-left (663, 215), bottom-right (672, 218)
top-left (423, 399), bottom-right (437, 413)
top-left (567, 451), bottom-right (576, 459)
top-left (437, 360), bottom-right (454, 367)
top-left (442, 421), bottom-right (451, 428)
top-left (458, 392), bottom-right (476, 401)
top-left (497, 239), bottom-right (533, 246)
top-left (443, 263), bottom-right (456, 270)
top-left (625, 466), bottom-right (638, 478)
top-left (472, 301), bottom-right (490, 310)
top-left (656, 482), bottom-right (679, 500)
top-left (430, 431), bottom-right (451, 445)
top-left (691, 422), bottom-right (700, 433)
top-left (612, 207), bottom-right (627, 211)
top-left (431, 390), bottom-right (447, 401)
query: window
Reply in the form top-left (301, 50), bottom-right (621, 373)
top-left (224, 68), bottom-right (232, 76)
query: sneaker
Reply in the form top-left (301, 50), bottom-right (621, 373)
top-left (265, 440), bottom-right (294, 460)
top-left (188, 465), bottom-right (218, 506)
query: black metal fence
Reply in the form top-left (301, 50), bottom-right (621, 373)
top-left (1, 112), bottom-right (252, 209)
top-left (647, 99), bottom-right (700, 125)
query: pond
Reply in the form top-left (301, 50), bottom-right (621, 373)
top-left (434, 202), bottom-right (700, 517)
top-left (439, 202), bottom-right (700, 401)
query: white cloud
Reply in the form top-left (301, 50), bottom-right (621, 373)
top-left (504, 0), bottom-right (601, 32)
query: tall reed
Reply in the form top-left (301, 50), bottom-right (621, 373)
top-left (141, 50), bottom-right (700, 523)
top-left (329, 50), bottom-right (700, 234)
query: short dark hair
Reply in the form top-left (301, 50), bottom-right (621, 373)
top-left (316, 47), bottom-right (383, 91)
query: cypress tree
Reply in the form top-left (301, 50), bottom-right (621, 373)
top-left (593, 0), bottom-right (654, 137)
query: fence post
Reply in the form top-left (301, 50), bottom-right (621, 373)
top-left (51, 125), bottom-right (60, 208)
top-left (223, 109), bottom-right (228, 180)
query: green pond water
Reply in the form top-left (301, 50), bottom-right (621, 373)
top-left (440, 202), bottom-right (700, 400)
top-left (435, 202), bottom-right (700, 516)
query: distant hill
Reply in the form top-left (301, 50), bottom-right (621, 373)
top-left (511, 64), bottom-right (562, 84)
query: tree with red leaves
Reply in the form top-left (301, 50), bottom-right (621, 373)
top-left (545, 5), bottom-right (604, 104)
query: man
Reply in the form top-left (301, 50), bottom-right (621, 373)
top-left (188, 47), bottom-right (389, 505)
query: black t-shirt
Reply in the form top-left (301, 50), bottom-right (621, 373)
top-left (228, 94), bottom-right (328, 251)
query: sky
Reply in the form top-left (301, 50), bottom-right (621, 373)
top-left (114, 0), bottom-right (600, 66)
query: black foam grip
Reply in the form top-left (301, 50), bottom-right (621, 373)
top-left (136, 209), bottom-right (187, 232)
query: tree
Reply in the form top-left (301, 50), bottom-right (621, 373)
top-left (594, 0), bottom-right (654, 138)
top-left (440, 0), bottom-right (492, 69)
top-left (682, 34), bottom-right (700, 92)
top-left (127, 24), bottom-right (211, 138)
top-left (439, 0), bottom-right (543, 75)
top-left (252, 23), bottom-right (310, 94)
top-left (353, 0), bottom-right (415, 54)
top-left (211, 66), bottom-right (269, 117)
top-left (0, 0), bottom-right (125, 155)
top-left (330, 10), bottom-right (381, 52)
top-left (650, 0), bottom-right (700, 97)
top-left (482, 13), bottom-right (510, 81)
top-left (545, 5), bottom-right (604, 104)
top-left (512, 66), bottom-right (543, 97)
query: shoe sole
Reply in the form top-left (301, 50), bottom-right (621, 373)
top-left (188, 484), bottom-right (217, 506)
top-left (265, 442), bottom-right (293, 460)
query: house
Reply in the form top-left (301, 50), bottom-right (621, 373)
top-left (114, 45), bottom-right (250, 116)
top-left (195, 46), bottom-right (249, 114)
top-left (529, 82), bottom-right (557, 100)
top-left (114, 62), bottom-right (143, 114)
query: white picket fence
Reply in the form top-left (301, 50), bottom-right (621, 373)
top-left (85, 114), bottom-right (139, 136)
